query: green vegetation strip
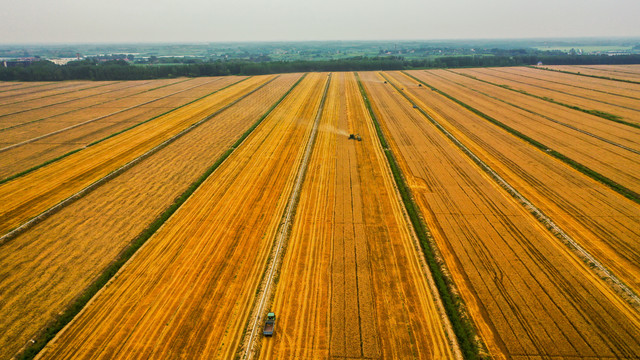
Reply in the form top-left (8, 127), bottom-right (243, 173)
top-left (403, 71), bottom-right (640, 205)
top-left (531, 66), bottom-right (640, 85)
top-left (0, 77), bottom-right (249, 185)
top-left (453, 71), bottom-right (640, 129)
top-left (355, 72), bottom-right (482, 360)
top-left (16, 74), bottom-right (306, 360)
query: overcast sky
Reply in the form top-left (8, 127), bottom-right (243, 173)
top-left (2, 0), bottom-right (639, 43)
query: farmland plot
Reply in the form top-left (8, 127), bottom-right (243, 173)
top-left (361, 71), bottom-right (640, 359)
top-left (407, 70), bottom-right (640, 195)
top-left (0, 74), bottom-right (301, 360)
top-left (37, 73), bottom-right (327, 360)
top-left (542, 65), bottom-right (640, 82)
top-left (452, 67), bottom-right (640, 126)
top-left (258, 72), bottom-right (456, 360)
top-left (0, 75), bottom-right (266, 236)
top-left (0, 77), bottom-right (239, 179)
top-left (386, 70), bottom-right (640, 298)
top-left (503, 66), bottom-right (640, 98)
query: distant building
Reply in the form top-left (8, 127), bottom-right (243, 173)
top-left (2, 57), bottom-right (38, 67)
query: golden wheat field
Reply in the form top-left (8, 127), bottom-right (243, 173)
top-left (1, 65), bottom-right (640, 360)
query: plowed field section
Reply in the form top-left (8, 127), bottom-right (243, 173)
top-left (361, 71), bottom-right (640, 360)
top-left (0, 75), bottom-right (265, 236)
top-left (37, 73), bottom-right (328, 360)
top-left (0, 77), bottom-right (238, 179)
top-left (544, 65), bottom-right (640, 82)
top-left (407, 70), bottom-right (640, 195)
top-left (0, 74), bottom-right (301, 360)
top-left (258, 72), bottom-right (455, 360)
top-left (386, 70), bottom-right (640, 297)
top-left (452, 68), bottom-right (640, 126)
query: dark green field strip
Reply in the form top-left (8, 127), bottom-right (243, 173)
top-left (403, 71), bottom-right (640, 205)
top-left (452, 70), bottom-right (640, 129)
top-left (355, 72), bottom-right (483, 360)
top-left (0, 77), bottom-right (249, 185)
top-left (15, 74), bottom-right (305, 360)
top-left (434, 71), bottom-right (640, 154)
top-left (532, 66), bottom-right (640, 85)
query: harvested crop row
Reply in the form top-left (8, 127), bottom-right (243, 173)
top-left (258, 72), bottom-right (456, 360)
top-left (36, 73), bottom-right (328, 360)
top-left (541, 65), bottom-right (640, 82)
top-left (360, 71), bottom-right (640, 359)
top-left (386, 70), bottom-right (640, 299)
top-left (407, 70), bottom-right (640, 196)
top-left (453, 68), bottom-right (640, 126)
top-left (0, 75), bottom-right (267, 236)
top-left (0, 74), bottom-right (302, 360)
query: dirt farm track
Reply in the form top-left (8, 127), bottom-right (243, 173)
top-left (1, 65), bottom-right (640, 360)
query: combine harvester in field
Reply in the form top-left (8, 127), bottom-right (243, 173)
top-left (263, 313), bottom-right (276, 337)
top-left (348, 133), bottom-right (362, 141)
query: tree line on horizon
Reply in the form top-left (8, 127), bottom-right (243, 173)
top-left (1, 54), bottom-right (640, 81)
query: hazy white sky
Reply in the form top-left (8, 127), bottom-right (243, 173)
top-left (1, 0), bottom-right (639, 43)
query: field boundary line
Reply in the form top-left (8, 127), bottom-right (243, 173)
top-left (0, 77), bottom-right (247, 185)
top-left (240, 74), bottom-right (330, 360)
top-left (451, 70), bottom-right (640, 130)
top-left (0, 77), bottom-right (195, 131)
top-left (530, 65), bottom-right (640, 85)
top-left (356, 72), bottom-right (484, 360)
top-left (403, 71), bottom-right (640, 205)
top-left (438, 70), bottom-right (640, 154)
top-left (387, 71), bottom-right (640, 310)
top-left (0, 76), bottom-right (275, 246)
top-left (17, 74), bottom-right (305, 360)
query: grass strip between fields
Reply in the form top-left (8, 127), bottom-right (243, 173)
top-left (15, 74), bottom-right (306, 360)
top-left (355, 72), bottom-right (482, 360)
top-left (403, 71), bottom-right (640, 205)
top-left (0, 77), bottom-right (249, 185)
top-left (530, 65), bottom-right (640, 85)
top-left (451, 70), bottom-right (640, 129)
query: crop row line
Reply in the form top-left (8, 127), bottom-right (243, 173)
top-left (355, 72), bottom-right (482, 360)
top-left (16, 74), bottom-right (303, 360)
top-left (384, 71), bottom-right (640, 311)
top-left (403, 71), bottom-right (640, 205)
